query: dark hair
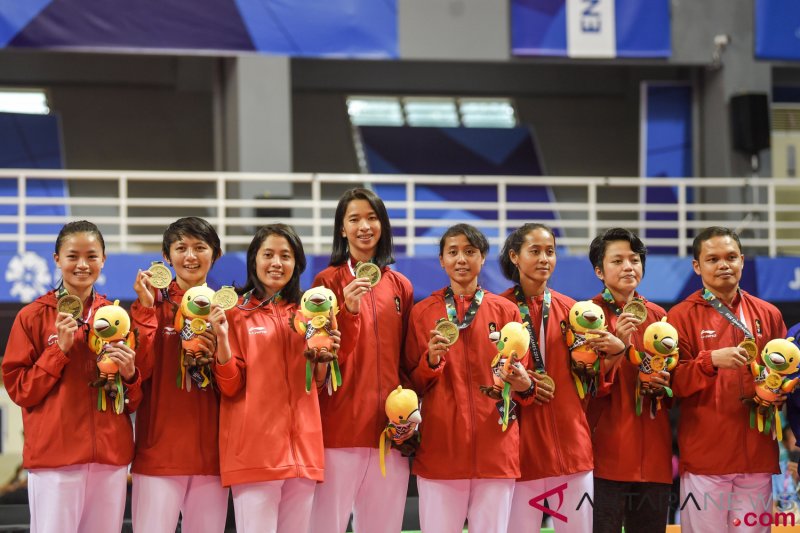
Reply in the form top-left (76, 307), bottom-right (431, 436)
top-left (439, 223), bottom-right (489, 257)
top-left (241, 224), bottom-right (306, 305)
top-left (692, 226), bottom-right (742, 261)
top-left (55, 220), bottom-right (105, 254)
top-left (162, 217), bottom-right (222, 263)
top-left (330, 188), bottom-right (395, 268)
top-left (589, 228), bottom-right (647, 275)
top-left (499, 223), bottom-right (556, 282)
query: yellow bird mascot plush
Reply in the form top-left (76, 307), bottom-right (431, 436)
top-left (749, 338), bottom-right (800, 440)
top-left (290, 286), bottom-right (341, 393)
top-left (174, 284), bottom-right (216, 391)
top-left (628, 317), bottom-right (679, 418)
top-left (379, 386), bottom-right (421, 477)
top-left (480, 321), bottom-right (530, 431)
top-left (564, 300), bottom-right (606, 399)
top-left (89, 300), bottom-right (136, 414)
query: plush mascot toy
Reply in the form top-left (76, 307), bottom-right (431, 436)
top-left (628, 317), bottom-right (679, 418)
top-left (89, 300), bottom-right (136, 414)
top-left (749, 338), bottom-right (800, 439)
top-left (379, 386), bottom-right (421, 477)
top-left (479, 321), bottom-right (530, 431)
top-left (175, 284), bottom-right (215, 391)
top-left (290, 286), bottom-right (341, 394)
top-left (564, 300), bottom-right (605, 399)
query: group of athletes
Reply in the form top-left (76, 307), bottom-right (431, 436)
top-left (1, 186), bottom-right (790, 533)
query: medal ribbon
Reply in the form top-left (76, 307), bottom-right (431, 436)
top-left (702, 288), bottom-right (754, 340)
top-left (513, 285), bottom-right (549, 372)
top-left (237, 289), bottom-right (281, 311)
top-left (444, 286), bottom-right (484, 330)
top-left (602, 287), bottom-right (644, 317)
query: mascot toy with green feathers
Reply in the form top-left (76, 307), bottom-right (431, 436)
top-left (748, 337), bottom-right (800, 440)
top-left (479, 321), bottom-right (530, 432)
top-left (627, 317), bottom-right (679, 418)
top-left (290, 286), bottom-right (341, 394)
top-left (379, 386), bottom-right (421, 477)
top-left (89, 300), bottom-right (137, 414)
top-left (564, 300), bottom-right (606, 399)
top-left (175, 284), bottom-right (216, 391)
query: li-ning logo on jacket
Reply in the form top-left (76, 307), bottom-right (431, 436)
top-left (700, 329), bottom-right (717, 339)
top-left (47, 333), bottom-right (58, 346)
top-left (162, 326), bottom-right (177, 337)
top-left (248, 326), bottom-right (267, 335)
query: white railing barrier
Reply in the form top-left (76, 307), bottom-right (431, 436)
top-left (2, 170), bottom-right (799, 257)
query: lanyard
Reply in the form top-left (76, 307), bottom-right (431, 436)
top-left (513, 285), bottom-right (549, 372)
top-left (237, 289), bottom-right (281, 311)
top-left (702, 288), bottom-right (754, 339)
top-left (601, 287), bottom-right (624, 316)
top-left (443, 286), bottom-right (484, 330)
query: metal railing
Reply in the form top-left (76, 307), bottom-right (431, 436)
top-left (1, 169), bottom-right (799, 257)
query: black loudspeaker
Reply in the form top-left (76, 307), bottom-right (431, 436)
top-left (730, 93), bottom-right (770, 155)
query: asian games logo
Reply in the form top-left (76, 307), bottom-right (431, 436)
top-left (5, 251), bottom-right (52, 302)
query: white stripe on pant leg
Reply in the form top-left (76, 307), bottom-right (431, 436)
top-left (508, 478), bottom-right (548, 533)
top-left (232, 480), bottom-right (282, 533)
top-left (181, 475), bottom-right (229, 533)
top-left (310, 447), bottom-right (370, 533)
top-left (78, 463), bottom-right (128, 533)
top-left (417, 477), bottom-right (470, 533)
top-left (465, 478), bottom-right (515, 533)
top-left (277, 478), bottom-right (317, 533)
top-left (28, 465), bottom-right (87, 533)
top-left (132, 474), bottom-right (187, 533)
top-left (352, 448), bottom-right (410, 533)
top-left (680, 473), bottom-right (733, 533)
top-left (552, 470), bottom-right (593, 533)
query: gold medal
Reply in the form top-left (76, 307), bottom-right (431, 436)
top-left (212, 286), bottom-right (238, 311)
top-left (435, 319), bottom-right (460, 346)
top-left (622, 300), bottom-right (648, 322)
top-left (537, 373), bottom-right (556, 393)
top-left (650, 355), bottom-right (666, 372)
top-left (310, 315), bottom-right (328, 329)
top-left (147, 262), bottom-right (172, 289)
top-left (57, 294), bottom-right (83, 320)
top-left (190, 318), bottom-right (207, 334)
top-left (355, 262), bottom-right (381, 287)
top-left (738, 339), bottom-right (759, 364)
top-left (765, 372), bottom-right (783, 390)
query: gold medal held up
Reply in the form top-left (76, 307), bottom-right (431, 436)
top-left (190, 318), bottom-right (207, 334)
top-left (355, 262), bottom-right (381, 287)
top-left (435, 319), bottom-right (459, 346)
top-left (212, 286), bottom-right (238, 311)
top-left (57, 294), bottom-right (83, 320)
top-left (765, 372), bottom-right (783, 390)
top-left (738, 339), bottom-right (758, 364)
top-left (537, 373), bottom-right (556, 393)
top-left (622, 300), bottom-right (648, 322)
top-left (148, 261), bottom-right (172, 289)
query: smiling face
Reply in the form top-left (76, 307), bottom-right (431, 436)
top-left (166, 235), bottom-right (214, 289)
top-left (439, 233), bottom-right (486, 289)
top-left (596, 240), bottom-right (643, 297)
top-left (341, 199), bottom-right (381, 263)
top-left (692, 235), bottom-right (743, 297)
top-left (510, 228), bottom-right (556, 287)
top-left (54, 232), bottom-right (106, 297)
top-left (255, 234), bottom-right (295, 298)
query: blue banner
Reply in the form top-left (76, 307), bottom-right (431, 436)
top-left (0, 0), bottom-right (397, 58)
top-left (755, 0), bottom-right (800, 61)
top-left (512, 0), bottom-right (671, 58)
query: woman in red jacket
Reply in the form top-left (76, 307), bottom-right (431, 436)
top-left (500, 223), bottom-right (595, 533)
top-left (310, 188), bottom-right (414, 533)
top-left (208, 223), bottom-right (338, 533)
top-left (2, 220), bottom-right (146, 533)
top-left (403, 223), bottom-right (526, 533)
top-left (130, 217), bottom-right (229, 533)
top-left (586, 228), bottom-right (673, 533)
